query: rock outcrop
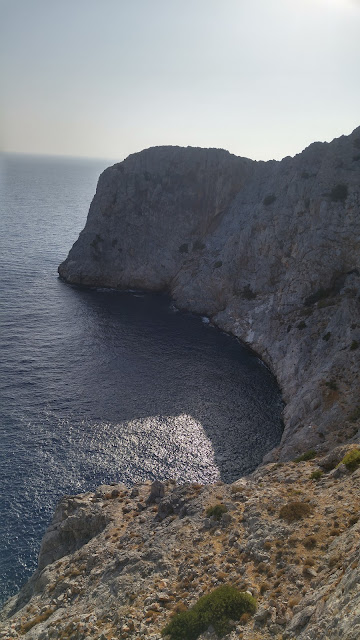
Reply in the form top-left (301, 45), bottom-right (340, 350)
top-left (59, 129), bottom-right (360, 460)
top-left (1, 446), bottom-right (359, 639)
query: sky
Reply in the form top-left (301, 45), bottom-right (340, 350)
top-left (1, 0), bottom-right (360, 162)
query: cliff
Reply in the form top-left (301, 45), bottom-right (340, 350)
top-left (58, 129), bottom-right (360, 460)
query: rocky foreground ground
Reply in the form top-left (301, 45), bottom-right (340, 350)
top-left (1, 444), bottom-right (359, 640)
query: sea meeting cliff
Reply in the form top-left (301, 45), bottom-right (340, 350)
top-left (1, 128), bottom-right (359, 639)
top-left (59, 127), bottom-right (360, 461)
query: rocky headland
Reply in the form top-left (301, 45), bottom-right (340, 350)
top-left (1, 128), bottom-right (360, 639)
top-left (58, 129), bottom-right (360, 461)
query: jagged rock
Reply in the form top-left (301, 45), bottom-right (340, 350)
top-left (146, 480), bottom-right (165, 505)
top-left (38, 495), bottom-right (109, 570)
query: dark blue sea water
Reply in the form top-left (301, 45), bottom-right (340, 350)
top-left (0, 153), bottom-right (283, 605)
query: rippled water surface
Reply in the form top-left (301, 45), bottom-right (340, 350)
top-left (0, 153), bottom-right (283, 604)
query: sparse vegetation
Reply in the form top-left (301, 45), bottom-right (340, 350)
top-left (350, 340), bottom-right (359, 351)
top-left (279, 501), bottom-right (312, 522)
top-left (162, 585), bottom-right (256, 639)
top-left (310, 470), bottom-right (323, 481)
top-left (206, 503), bottom-right (228, 521)
top-left (263, 194), bottom-right (276, 206)
top-left (179, 243), bottom-right (188, 253)
top-left (193, 240), bottom-right (206, 251)
top-left (242, 284), bottom-right (257, 300)
top-left (330, 183), bottom-right (348, 202)
top-left (303, 535), bottom-right (317, 549)
top-left (325, 380), bottom-right (338, 391)
top-left (323, 332), bottom-right (331, 341)
top-left (297, 321), bottom-right (307, 330)
top-left (349, 407), bottom-right (360, 423)
top-left (20, 608), bottom-right (55, 634)
top-left (294, 450), bottom-right (317, 462)
top-left (214, 260), bottom-right (223, 268)
top-left (340, 449), bottom-right (360, 472)
top-left (304, 287), bottom-right (330, 306)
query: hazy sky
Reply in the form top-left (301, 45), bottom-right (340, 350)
top-left (1, 0), bottom-right (360, 161)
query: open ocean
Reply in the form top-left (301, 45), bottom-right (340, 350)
top-left (0, 153), bottom-right (284, 604)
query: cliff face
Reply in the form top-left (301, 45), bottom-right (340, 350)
top-left (59, 129), bottom-right (360, 460)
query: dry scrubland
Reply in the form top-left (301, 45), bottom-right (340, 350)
top-left (1, 445), bottom-right (359, 639)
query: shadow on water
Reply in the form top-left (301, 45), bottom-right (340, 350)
top-left (0, 153), bottom-right (284, 604)
top-left (55, 281), bottom-right (284, 483)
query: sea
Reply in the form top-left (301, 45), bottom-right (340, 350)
top-left (0, 153), bottom-right (284, 605)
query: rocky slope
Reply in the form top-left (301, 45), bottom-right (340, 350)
top-left (1, 446), bottom-right (359, 639)
top-left (58, 129), bottom-right (360, 461)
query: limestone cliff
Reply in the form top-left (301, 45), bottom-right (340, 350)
top-left (59, 130), bottom-right (360, 460)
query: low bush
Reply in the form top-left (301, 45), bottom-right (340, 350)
top-left (349, 407), bottom-right (360, 423)
top-left (206, 503), bottom-right (227, 521)
top-left (303, 535), bottom-right (317, 549)
top-left (340, 449), bottom-right (360, 472)
top-left (242, 284), bottom-right (257, 300)
top-left (330, 183), bottom-right (348, 202)
top-left (193, 240), bottom-right (206, 251)
top-left (294, 450), bottom-right (316, 462)
top-left (310, 470), bottom-right (323, 481)
top-left (350, 340), bottom-right (359, 351)
top-left (323, 332), bottom-right (331, 341)
top-left (325, 380), bottom-right (338, 391)
top-left (279, 501), bottom-right (312, 522)
top-left (162, 585), bottom-right (256, 639)
top-left (263, 194), bottom-right (276, 206)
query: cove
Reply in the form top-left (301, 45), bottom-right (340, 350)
top-left (0, 286), bottom-right (283, 604)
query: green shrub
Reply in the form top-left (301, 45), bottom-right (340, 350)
top-left (162, 585), bottom-right (256, 639)
top-left (294, 449), bottom-right (316, 462)
top-left (206, 503), bottom-right (227, 521)
top-left (279, 501), bottom-right (312, 522)
top-left (179, 243), bottom-right (188, 253)
top-left (323, 332), bottom-right (331, 341)
top-left (214, 260), bottom-right (223, 268)
top-left (330, 183), bottom-right (348, 202)
top-left (350, 340), bottom-right (359, 351)
top-left (263, 194), bottom-right (276, 206)
top-left (325, 380), bottom-right (338, 391)
top-left (349, 407), bottom-right (360, 422)
top-left (242, 285), bottom-right (257, 300)
top-left (297, 321), bottom-right (307, 330)
top-left (340, 449), bottom-right (360, 472)
top-left (304, 287), bottom-right (330, 306)
top-left (310, 470), bottom-right (323, 481)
